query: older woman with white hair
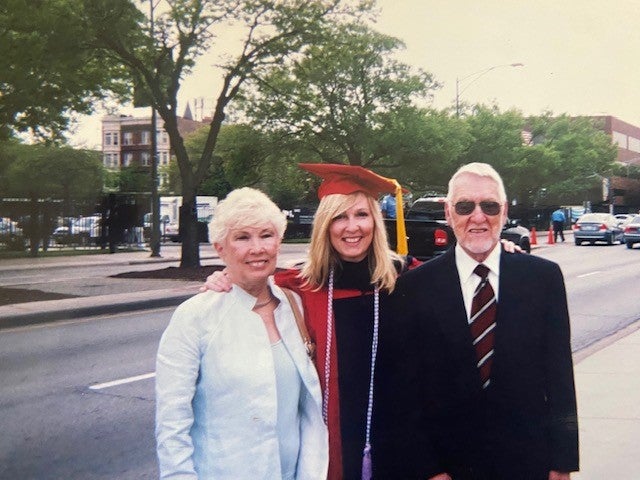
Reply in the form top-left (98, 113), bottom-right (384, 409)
top-left (155, 187), bottom-right (328, 480)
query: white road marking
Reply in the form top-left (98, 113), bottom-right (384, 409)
top-left (577, 271), bottom-right (602, 278)
top-left (89, 372), bottom-right (155, 390)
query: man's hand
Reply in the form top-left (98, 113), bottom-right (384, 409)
top-left (199, 268), bottom-right (233, 293)
top-left (500, 238), bottom-right (523, 253)
top-left (548, 471), bottom-right (571, 480)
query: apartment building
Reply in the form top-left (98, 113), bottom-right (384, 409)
top-left (101, 112), bottom-right (205, 187)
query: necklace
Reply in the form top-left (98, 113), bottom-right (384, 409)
top-left (253, 294), bottom-right (273, 309)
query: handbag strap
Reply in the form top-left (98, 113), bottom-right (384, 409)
top-left (281, 287), bottom-right (316, 359)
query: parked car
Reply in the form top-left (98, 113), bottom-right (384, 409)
top-left (615, 213), bottom-right (635, 226)
top-left (501, 219), bottom-right (531, 253)
top-left (623, 215), bottom-right (640, 249)
top-left (0, 217), bottom-right (23, 237)
top-left (52, 216), bottom-right (103, 245)
top-left (162, 220), bottom-right (210, 243)
top-left (573, 212), bottom-right (624, 245)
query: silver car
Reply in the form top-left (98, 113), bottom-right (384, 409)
top-left (623, 215), bottom-right (640, 249)
top-left (573, 213), bottom-right (624, 246)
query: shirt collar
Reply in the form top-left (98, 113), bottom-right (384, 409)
top-left (455, 242), bottom-right (502, 283)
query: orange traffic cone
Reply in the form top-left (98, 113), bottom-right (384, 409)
top-left (547, 226), bottom-right (555, 244)
top-left (530, 227), bottom-right (537, 245)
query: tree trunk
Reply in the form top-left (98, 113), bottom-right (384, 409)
top-left (179, 199), bottom-right (200, 268)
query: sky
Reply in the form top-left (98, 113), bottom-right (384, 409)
top-left (68, 0), bottom-right (640, 149)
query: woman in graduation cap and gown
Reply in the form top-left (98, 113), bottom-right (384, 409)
top-left (204, 163), bottom-right (421, 479)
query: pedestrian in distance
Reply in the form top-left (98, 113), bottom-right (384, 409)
top-left (155, 187), bottom-right (328, 479)
top-left (551, 207), bottom-right (566, 242)
top-left (393, 162), bottom-right (579, 480)
top-left (379, 192), bottom-right (397, 219)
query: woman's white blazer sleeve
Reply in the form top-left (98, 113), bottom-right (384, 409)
top-left (155, 302), bottom-right (203, 479)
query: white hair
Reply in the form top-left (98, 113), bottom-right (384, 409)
top-left (446, 162), bottom-right (507, 202)
top-left (208, 187), bottom-right (287, 244)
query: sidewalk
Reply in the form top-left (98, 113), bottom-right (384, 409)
top-left (572, 322), bottom-right (640, 479)
top-left (0, 243), bottom-right (309, 328)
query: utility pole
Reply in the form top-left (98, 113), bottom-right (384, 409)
top-left (455, 63), bottom-right (524, 117)
top-left (149, 0), bottom-right (161, 257)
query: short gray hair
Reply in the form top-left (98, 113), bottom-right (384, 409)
top-left (208, 187), bottom-right (287, 244)
top-left (446, 162), bottom-right (507, 202)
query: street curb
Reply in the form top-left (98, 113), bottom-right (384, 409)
top-left (573, 318), bottom-right (640, 364)
top-left (0, 286), bottom-right (201, 330)
top-left (0, 254), bottom-right (219, 273)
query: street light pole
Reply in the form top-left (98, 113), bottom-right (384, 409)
top-left (455, 62), bottom-right (524, 117)
top-left (149, 0), bottom-right (161, 257)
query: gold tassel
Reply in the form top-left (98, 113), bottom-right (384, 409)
top-left (393, 182), bottom-right (408, 255)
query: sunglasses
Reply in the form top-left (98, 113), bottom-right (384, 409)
top-left (453, 201), bottom-right (502, 216)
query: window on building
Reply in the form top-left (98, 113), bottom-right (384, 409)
top-left (141, 131), bottom-right (151, 145)
top-left (123, 132), bottom-right (133, 146)
top-left (161, 131), bottom-right (168, 144)
top-left (104, 133), bottom-right (112, 146)
top-left (104, 153), bottom-right (111, 166)
top-left (161, 151), bottom-right (169, 165)
top-left (123, 152), bottom-right (133, 167)
top-left (628, 136), bottom-right (640, 153)
top-left (141, 151), bottom-right (151, 166)
top-left (113, 132), bottom-right (119, 145)
top-left (612, 131), bottom-right (627, 148)
top-left (113, 153), bottom-right (120, 168)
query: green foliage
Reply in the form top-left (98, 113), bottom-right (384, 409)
top-left (235, 21), bottom-right (440, 167)
top-left (0, 0), bottom-right (132, 140)
top-left (0, 143), bottom-right (104, 201)
top-left (523, 113), bottom-right (618, 204)
top-left (116, 165), bottom-right (152, 193)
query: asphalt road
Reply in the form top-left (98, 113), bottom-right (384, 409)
top-left (0, 308), bottom-right (171, 480)
top-left (535, 240), bottom-right (640, 351)
top-left (1, 241), bottom-right (639, 478)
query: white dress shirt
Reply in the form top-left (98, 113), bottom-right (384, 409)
top-left (454, 243), bottom-right (501, 322)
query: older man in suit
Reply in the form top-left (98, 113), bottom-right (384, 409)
top-left (390, 163), bottom-right (578, 480)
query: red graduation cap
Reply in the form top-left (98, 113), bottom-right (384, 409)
top-left (299, 163), bottom-right (406, 199)
top-left (299, 162), bottom-right (409, 255)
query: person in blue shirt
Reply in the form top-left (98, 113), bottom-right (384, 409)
top-left (379, 193), bottom-right (396, 219)
top-left (551, 208), bottom-right (566, 242)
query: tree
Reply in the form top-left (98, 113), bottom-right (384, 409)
top-left (524, 114), bottom-right (618, 205)
top-left (0, 143), bottom-right (104, 255)
top-left (84, 0), bottom-right (366, 267)
top-left (0, 0), bottom-right (130, 140)
top-left (235, 21), bottom-right (440, 169)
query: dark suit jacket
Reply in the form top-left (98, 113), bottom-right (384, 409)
top-left (376, 248), bottom-right (579, 480)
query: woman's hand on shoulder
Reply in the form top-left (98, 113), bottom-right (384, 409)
top-left (200, 268), bottom-right (233, 293)
top-left (500, 238), bottom-right (523, 254)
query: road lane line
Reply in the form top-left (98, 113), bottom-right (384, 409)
top-left (89, 372), bottom-right (155, 390)
top-left (577, 271), bottom-right (602, 278)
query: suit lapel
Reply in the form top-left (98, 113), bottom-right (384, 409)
top-left (430, 250), bottom-right (479, 371)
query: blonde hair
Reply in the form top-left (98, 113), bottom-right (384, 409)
top-left (209, 187), bottom-right (287, 244)
top-left (299, 191), bottom-right (404, 292)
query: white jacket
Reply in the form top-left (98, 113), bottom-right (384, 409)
top-left (155, 278), bottom-right (328, 479)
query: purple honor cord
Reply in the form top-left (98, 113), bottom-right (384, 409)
top-left (325, 269), bottom-right (380, 480)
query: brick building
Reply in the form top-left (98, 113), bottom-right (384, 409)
top-left (590, 116), bottom-right (640, 212)
top-left (101, 112), bottom-right (206, 187)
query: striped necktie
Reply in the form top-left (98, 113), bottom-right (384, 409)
top-left (470, 264), bottom-right (497, 389)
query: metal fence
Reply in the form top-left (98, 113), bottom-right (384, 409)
top-left (0, 195), bottom-right (150, 254)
